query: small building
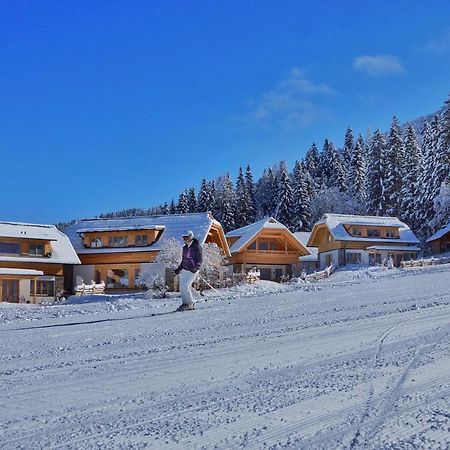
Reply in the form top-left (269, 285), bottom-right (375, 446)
top-left (64, 213), bottom-right (230, 292)
top-left (426, 222), bottom-right (450, 255)
top-left (307, 214), bottom-right (420, 269)
top-left (226, 218), bottom-right (310, 281)
top-left (294, 231), bottom-right (319, 273)
top-left (0, 221), bottom-right (80, 303)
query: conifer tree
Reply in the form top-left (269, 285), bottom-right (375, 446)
top-left (235, 167), bottom-right (251, 228)
top-left (162, 202), bottom-right (170, 215)
top-left (215, 174), bottom-right (235, 232)
top-left (169, 199), bottom-right (177, 214)
top-left (292, 161), bottom-right (312, 231)
top-left (343, 127), bottom-right (354, 189)
top-left (415, 119), bottom-right (435, 237)
top-left (382, 116), bottom-right (405, 217)
top-left (245, 165), bottom-right (257, 223)
top-left (187, 187), bottom-right (197, 213)
top-left (399, 125), bottom-right (422, 227)
top-left (275, 161), bottom-right (295, 230)
top-left (304, 143), bottom-right (320, 188)
top-left (348, 134), bottom-right (367, 204)
top-left (177, 191), bottom-right (189, 213)
top-left (365, 129), bottom-right (385, 215)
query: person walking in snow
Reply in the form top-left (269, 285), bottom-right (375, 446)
top-left (174, 230), bottom-right (203, 311)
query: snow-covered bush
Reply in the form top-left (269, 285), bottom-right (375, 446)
top-left (138, 238), bottom-right (182, 298)
top-left (139, 239), bottom-right (229, 295)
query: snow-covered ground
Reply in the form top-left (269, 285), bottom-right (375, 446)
top-left (1, 264), bottom-right (450, 449)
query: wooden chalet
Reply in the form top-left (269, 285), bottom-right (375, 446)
top-left (226, 218), bottom-right (310, 281)
top-left (0, 221), bottom-right (80, 303)
top-left (64, 212), bottom-right (230, 292)
top-left (307, 214), bottom-right (420, 269)
top-left (426, 222), bottom-right (450, 255)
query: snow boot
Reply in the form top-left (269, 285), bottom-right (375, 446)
top-left (176, 303), bottom-right (195, 312)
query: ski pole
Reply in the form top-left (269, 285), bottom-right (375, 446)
top-left (198, 275), bottom-right (229, 301)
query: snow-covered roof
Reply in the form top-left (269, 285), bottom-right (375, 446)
top-left (226, 218), bottom-right (308, 255)
top-left (0, 221), bottom-right (81, 265)
top-left (65, 213), bottom-right (227, 255)
top-left (0, 268), bottom-right (44, 276)
top-left (294, 232), bottom-right (318, 261)
top-left (309, 214), bottom-right (420, 245)
top-left (77, 225), bottom-right (165, 233)
top-left (426, 223), bottom-right (450, 243)
top-left (0, 221), bottom-right (58, 241)
top-left (366, 245), bottom-right (421, 252)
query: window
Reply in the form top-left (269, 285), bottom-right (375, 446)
top-left (0, 242), bottom-right (21, 254)
top-left (28, 243), bottom-right (45, 255)
top-left (248, 241), bottom-right (257, 250)
top-left (108, 236), bottom-right (128, 247)
top-left (30, 280), bottom-right (55, 297)
top-left (134, 268), bottom-right (141, 287)
top-left (351, 228), bottom-right (362, 236)
top-left (367, 229), bottom-right (381, 237)
top-left (346, 252), bottom-right (361, 264)
top-left (385, 230), bottom-right (396, 238)
top-left (259, 241), bottom-right (269, 250)
top-left (106, 269), bottom-right (129, 288)
top-left (135, 235), bottom-right (148, 246)
top-left (90, 237), bottom-right (102, 248)
top-left (369, 253), bottom-right (382, 265)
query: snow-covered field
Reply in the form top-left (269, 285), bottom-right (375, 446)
top-left (1, 265), bottom-right (450, 449)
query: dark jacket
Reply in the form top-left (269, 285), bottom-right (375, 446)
top-left (177, 238), bottom-right (203, 273)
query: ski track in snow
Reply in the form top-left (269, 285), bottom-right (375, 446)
top-left (1, 265), bottom-right (450, 449)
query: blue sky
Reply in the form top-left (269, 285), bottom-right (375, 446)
top-left (1, 0), bottom-right (450, 224)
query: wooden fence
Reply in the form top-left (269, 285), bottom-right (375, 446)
top-left (401, 256), bottom-right (450, 268)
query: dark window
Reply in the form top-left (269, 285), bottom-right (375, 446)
top-left (346, 252), bottom-right (361, 264)
top-left (90, 238), bottom-right (102, 248)
top-left (259, 241), bottom-right (269, 250)
top-left (30, 280), bottom-right (55, 297)
top-left (106, 269), bottom-right (129, 288)
top-left (385, 230), bottom-right (396, 238)
top-left (367, 229), bottom-right (381, 237)
top-left (248, 241), bottom-right (256, 250)
top-left (352, 228), bottom-right (362, 236)
top-left (108, 236), bottom-right (128, 247)
top-left (135, 235), bottom-right (148, 246)
top-left (28, 243), bottom-right (44, 255)
top-left (0, 242), bottom-right (21, 254)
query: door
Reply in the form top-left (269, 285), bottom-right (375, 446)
top-left (2, 280), bottom-right (19, 303)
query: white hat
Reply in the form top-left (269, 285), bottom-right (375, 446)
top-left (182, 230), bottom-right (194, 238)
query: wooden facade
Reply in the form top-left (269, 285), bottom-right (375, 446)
top-left (0, 231), bottom-right (75, 303)
top-left (227, 219), bottom-right (309, 281)
top-left (70, 215), bottom-right (230, 292)
top-left (429, 230), bottom-right (450, 255)
top-left (308, 216), bottom-right (420, 269)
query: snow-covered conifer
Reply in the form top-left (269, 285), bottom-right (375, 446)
top-left (245, 165), bottom-right (257, 223)
top-left (177, 191), bottom-right (189, 213)
top-left (275, 161), bottom-right (295, 230)
top-left (399, 125), bottom-right (422, 227)
top-left (365, 129), bottom-right (385, 215)
top-left (382, 116), bottom-right (405, 217)
top-left (292, 161), bottom-right (312, 231)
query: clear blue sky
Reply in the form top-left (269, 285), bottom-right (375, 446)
top-left (1, 0), bottom-right (449, 224)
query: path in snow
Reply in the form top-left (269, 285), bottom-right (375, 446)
top-left (1, 265), bottom-right (449, 449)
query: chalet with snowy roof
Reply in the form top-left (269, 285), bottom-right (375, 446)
top-left (426, 222), bottom-right (450, 255)
top-left (307, 214), bottom-right (420, 269)
top-left (0, 221), bottom-right (80, 303)
top-left (226, 218), bottom-right (310, 281)
top-left (294, 232), bottom-right (319, 273)
top-left (64, 212), bottom-right (230, 291)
